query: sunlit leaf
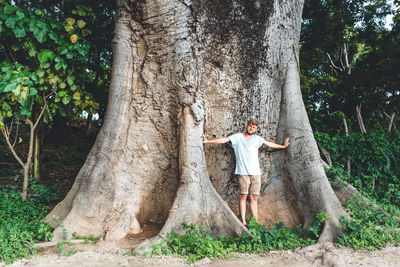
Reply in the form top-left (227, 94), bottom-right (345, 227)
top-left (70, 34), bottom-right (78, 44)
top-left (62, 98), bottom-right (70, 105)
top-left (65, 17), bottom-right (76, 26)
top-left (77, 20), bottom-right (86, 29)
top-left (72, 92), bottom-right (81, 101)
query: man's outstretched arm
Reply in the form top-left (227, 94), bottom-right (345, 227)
top-left (263, 137), bottom-right (290, 149)
top-left (202, 134), bottom-right (230, 144)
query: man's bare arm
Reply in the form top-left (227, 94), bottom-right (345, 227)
top-left (263, 137), bottom-right (290, 149)
top-left (203, 134), bottom-right (230, 144)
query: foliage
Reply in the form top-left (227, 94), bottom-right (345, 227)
top-left (0, 0), bottom-right (99, 127)
top-left (0, 188), bottom-right (53, 264)
top-left (72, 232), bottom-right (100, 244)
top-left (55, 240), bottom-right (82, 257)
top-left (29, 182), bottom-right (64, 205)
top-left (52, 216), bottom-right (82, 256)
top-left (301, 0), bottom-right (399, 134)
top-left (338, 196), bottom-right (400, 251)
top-left (142, 215), bottom-right (329, 263)
top-left (315, 129), bottom-right (400, 206)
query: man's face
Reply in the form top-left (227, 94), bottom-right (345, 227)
top-left (246, 124), bottom-right (258, 135)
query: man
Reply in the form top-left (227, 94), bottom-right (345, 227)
top-left (203, 119), bottom-right (290, 226)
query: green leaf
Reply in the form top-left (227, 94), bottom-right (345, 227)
top-left (13, 26), bottom-right (26, 38)
top-left (62, 98), bottom-right (70, 105)
top-left (35, 9), bottom-right (44, 16)
top-left (20, 108), bottom-right (31, 117)
top-left (34, 29), bottom-right (48, 43)
top-left (5, 16), bottom-right (18, 29)
top-left (28, 47), bottom-right (37, 57)
top-left (60, 48), bottom-right (68, 55)
top-left (16, 10), bottom-right (25, 19)
top-left (4, 5), bottom-right (17, 15)
top-left (37, 50), bottom-right (54, 64)
top-left (77, 20), bottom-right (86, 29)
top-left (55, 63), bottom-right (63, 71)
top-left (29, 88), bottom-right (37, 96)
top-left (2, 102), bottom-right (11, 111)
top-left (48, 31), bottom-right (58, 41)
top-left (3, 83), bottom-right (16, 92)
top-left (66, 76), bottom-right (75, 86)
top-left (72, 92), bottom-right (80, 101)
top-left (37, 69), bottom-right (45, 78)
top-left (59, 82), bottom-right (66, 89)
top-left (81, 28), bottom-right (92, 37)
top-left (58, 90), bottom-right (67, 97)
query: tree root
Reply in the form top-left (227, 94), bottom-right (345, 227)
top-left (135, 106), bottom-right (250, 252)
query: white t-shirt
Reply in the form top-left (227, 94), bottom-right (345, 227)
top-left (228, 133), bottom-right (265, 175)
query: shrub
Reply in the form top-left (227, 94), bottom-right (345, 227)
top-left (338, 196), bottom-right (400, 250)
top-left (145, 214), bottom-right (327, 263)
top-left (315, 129), bottom-right (400, 206)
top-left (0, 189), bottom-right (53, 264)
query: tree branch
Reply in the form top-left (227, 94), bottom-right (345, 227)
top-left (388, 112), bottom-right (395, 132)
top-left (356, 104), bottom-right (367, 134)
top-left (0, 128), bottom-right (25, 168)
top-left (327, 53), bottom-right (343, 72)
top-left (33, 99), bottom-right (48, 130)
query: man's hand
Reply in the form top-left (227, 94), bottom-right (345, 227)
top-left (283, 137), bottom-right (290, 148)
top-left (202, 133), bottom-right (208, 144)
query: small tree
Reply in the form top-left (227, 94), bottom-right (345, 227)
top-left (0, 1), bottom-right (98, 199)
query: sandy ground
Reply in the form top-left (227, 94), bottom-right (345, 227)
top-left (4, 241), bottom-right (400, 267)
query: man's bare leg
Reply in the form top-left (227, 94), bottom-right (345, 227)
top-left (239, 194), bottom-right (248, 225)
top-left (249, 194), bottom-right (259, 222)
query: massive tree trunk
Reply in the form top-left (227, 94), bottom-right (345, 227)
top-left (46, 0), bottom-right (346, 243)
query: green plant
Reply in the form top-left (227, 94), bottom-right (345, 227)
top-left (308, 212), bottom-right (331, 238)
top-left (338, 196), bottom-right (400, 251)
top-left (56, 240), bottom-right (82, 256)
top-left (72, 232), bottom-right (100, 244)
top-left (315, 129), bottom-right (400, 206)
top-left (29, 182), bottom-right (63, 205)
top-left (0, 189), bottom-right (53, 264)
top-left (142, 215), bottom-right (329, 264)
top-left (52, 216), bottom-right (68, 240)
top-left (52, 216), bottom-right (83, 256)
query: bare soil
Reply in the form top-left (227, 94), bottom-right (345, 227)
top-left (6, 241), bottom-right (400, 267)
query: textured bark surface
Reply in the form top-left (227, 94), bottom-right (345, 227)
top-left (47, 0), bottom-right (346, 243)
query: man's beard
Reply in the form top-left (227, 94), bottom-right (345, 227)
top-left (246, 130), bottom-right (255, 135)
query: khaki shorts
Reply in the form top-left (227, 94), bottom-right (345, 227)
top-left (238, 175), bottom-right (261, 195)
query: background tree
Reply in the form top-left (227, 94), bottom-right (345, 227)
top-left (0, 1), bottom-right (99, 198)
top-left (300, 0), bottom-right (395, 133)
top-left (300, 0), bottom-right (400, 206)
top-left (46, 0), bottom-right (346, 244)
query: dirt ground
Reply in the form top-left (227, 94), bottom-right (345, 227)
top-left (6, 241), bottom-right (400, 267)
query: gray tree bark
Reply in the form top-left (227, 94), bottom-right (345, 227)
top-left (46, 0), bottom-right (346, 243)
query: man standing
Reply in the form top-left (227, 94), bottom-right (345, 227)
top-left (203, 119), bottom-right (290, 226)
